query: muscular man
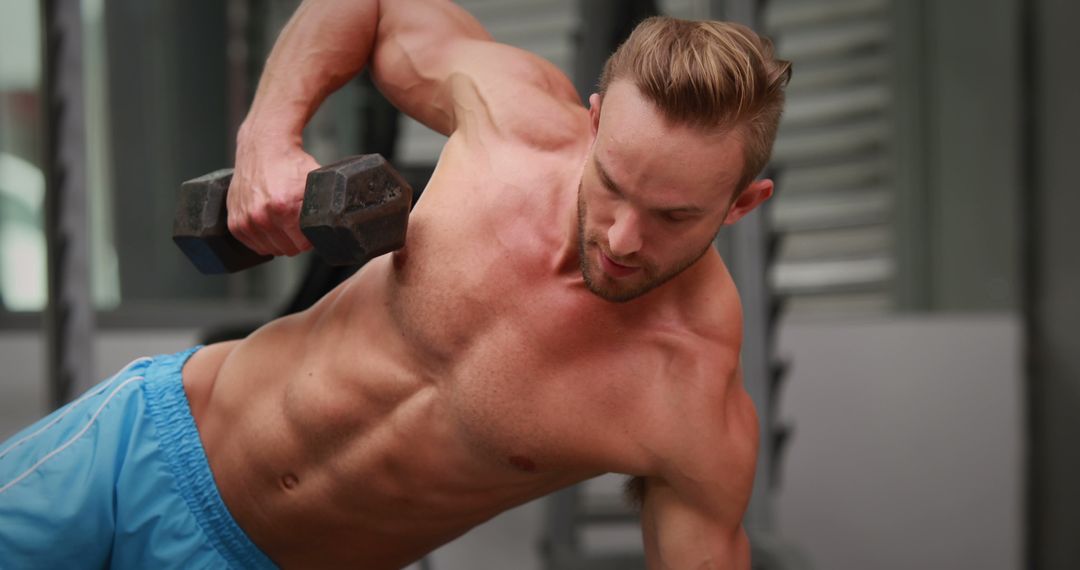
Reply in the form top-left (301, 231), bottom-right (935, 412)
top-left (0, 1), bottom-right (789, 568)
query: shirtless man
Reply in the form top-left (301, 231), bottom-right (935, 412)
top-left (0, 1), bottom-right (789, 568)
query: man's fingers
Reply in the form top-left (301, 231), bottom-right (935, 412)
top-left (223, 147), bottom-right (320, 258)
top-left (234, 218), bottom-right (305, 257)
top-left (265, 197), bottom-right (310, 256)
top-left (283, 223), bottom-right (313, 254)
top-left (229, 209), bottom-right (275, 256)
top-left (264, 232), bottom-right (302, 257)
top-left (226, 191), bottom-right (313, 257)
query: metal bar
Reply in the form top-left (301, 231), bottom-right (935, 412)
top-left (42, 0), bottom-right (95, 407)
top-left (891, 0), bottom-right (931, 311)
top-left (728, 203), bottom-right (774, 531)
top-left (543, 485), bottom-right (581, 565)
top-left (226, 0), bottom-right (254, 302)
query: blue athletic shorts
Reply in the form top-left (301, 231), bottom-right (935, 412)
top-left (0, 347), bottom-right (277, 569)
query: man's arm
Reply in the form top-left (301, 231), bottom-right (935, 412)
top-left (637, 365), bottom-right (759, 569)
top-left (229, 0), bottom-right (578, 255)
top-left (230, 0), bottom-right (380, 256)
top-left (639, 476), bottom-right (752, 569)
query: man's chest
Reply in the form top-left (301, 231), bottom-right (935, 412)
top-left (383, 226), bottom-right (651, 470)
top-left (378, 163), bottom-right (694, 475)
top-left (399, 262), bottom-right (669, 476)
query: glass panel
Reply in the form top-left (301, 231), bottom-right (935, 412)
top-left (1, 1), bottom-right (303, 323)
top-left (84, 0), bottom-right (121, 310)
top-left (0, 0), bottom-right (45, 312)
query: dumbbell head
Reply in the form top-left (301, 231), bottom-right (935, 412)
top-left (172, 169), bottom-right (272, 274)
top-left (299, 155), bottom-right (412, 266)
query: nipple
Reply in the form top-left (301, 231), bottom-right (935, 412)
top-left (281, 473), bottom-right (300, 490)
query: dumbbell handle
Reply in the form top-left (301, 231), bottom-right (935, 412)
top-left (173, 155), bottom-right (412, 274)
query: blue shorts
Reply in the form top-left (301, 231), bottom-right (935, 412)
top-left (0, 347), bottom-right (277, 569)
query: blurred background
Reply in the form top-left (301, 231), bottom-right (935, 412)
top-left (1, 0), bottom-right (1076, 568)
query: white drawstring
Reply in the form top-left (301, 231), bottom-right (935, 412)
top-left (0, 356), bottom-right (151, 462)
top-left (0, 374), bottom-right (146, 495)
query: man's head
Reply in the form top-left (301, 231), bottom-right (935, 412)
top-left (578, 16), bottom-right (791, 302)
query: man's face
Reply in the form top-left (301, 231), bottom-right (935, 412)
top-left (577, 81), bottom-right (773, 303)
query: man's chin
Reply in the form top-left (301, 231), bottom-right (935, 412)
top-left (581, 267), bottom-right (647, 303)
top-left (585, 284), bottom-right (640, 303)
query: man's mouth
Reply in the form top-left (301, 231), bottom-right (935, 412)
top-left (598, 249), bottom-right (639, 278)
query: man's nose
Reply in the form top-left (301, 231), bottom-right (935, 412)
top-left (607, 206), bottom-right (643, 258)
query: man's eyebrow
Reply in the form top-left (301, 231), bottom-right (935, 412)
top-left (595, 156), bottom-right (705, 214)
top-left (594, 157), bottom-right (623, 196)
top-left (662, 204), bottom-right (706, 215)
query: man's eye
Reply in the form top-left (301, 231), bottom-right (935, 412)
top-left (663, 212), bottom-right (692, 223)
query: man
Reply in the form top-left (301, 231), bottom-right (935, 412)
top-left (0, 0), bottom-right (790, 568)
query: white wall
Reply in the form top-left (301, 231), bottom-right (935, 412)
top-left (775, 314), bottom-right (1024, 570)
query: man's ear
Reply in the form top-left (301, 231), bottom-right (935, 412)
top-left (722, 178), bottom-right (774, 225)
top-left (588, 93), bottom-right (602, 137)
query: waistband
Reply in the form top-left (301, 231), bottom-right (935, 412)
top-left (142, 346), bottom-right (278, 570)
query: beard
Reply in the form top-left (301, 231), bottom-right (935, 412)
top-left (576, 184), bottom-right (716, 303)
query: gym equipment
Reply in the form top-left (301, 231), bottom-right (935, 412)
top-left (173, 154), bottom-right (412, 274)
top-left (43, 0), bottom-right (95, 407)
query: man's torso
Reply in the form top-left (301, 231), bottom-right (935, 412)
top-left (183, 94), bottom-right (746, 570)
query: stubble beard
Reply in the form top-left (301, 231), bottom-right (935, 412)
top-left (576, 184), bottom-right (716, 303)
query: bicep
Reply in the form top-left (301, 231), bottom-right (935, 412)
top-left (370, 0), bottom-right (580, 138)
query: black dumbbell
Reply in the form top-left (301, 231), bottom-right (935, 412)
top-left (173, 154), bottom-right (412, 274)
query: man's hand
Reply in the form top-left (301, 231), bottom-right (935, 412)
top-left (227, 127), bottom-right (320, 256)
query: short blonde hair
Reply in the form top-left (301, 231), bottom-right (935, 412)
top-left (598, 17), bottom-right (792, 193)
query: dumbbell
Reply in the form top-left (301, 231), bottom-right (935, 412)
top-left (173, 154), bottom-right (412, 274)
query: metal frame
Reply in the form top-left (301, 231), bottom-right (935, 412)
top-left (2, 0), bottom-right (290, 333)
top-left (42, 0), bottom-right (94, 405)
top-left (890, 0), bottom-right (931, 311)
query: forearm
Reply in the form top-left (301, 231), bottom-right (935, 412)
top-left (643, 513), bottom-right (750, 569)
top-left (241, 0), bottom-right (380, 142)
top-left (641, 479), bottom-right (751, 569)
top-left (225, 0), bottom-right (486, 254)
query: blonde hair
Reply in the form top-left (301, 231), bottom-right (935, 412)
top-left (598, 17), bottom-right (792, 193)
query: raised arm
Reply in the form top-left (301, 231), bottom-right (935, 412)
top-left (242, 0), bottom-right (489, 143)
top-left (230, 0), bottom-right (377, 256)
top-left (637, 364), bottom-right (759, 569)
top-left (229, 0), bottom-right (578, 256)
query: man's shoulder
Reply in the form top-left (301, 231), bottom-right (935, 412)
top-left (636, 267), bottom-right (756, 456)
top-left (663, 254), bottom-right (744, 354)
top-left (629, 331), bottom-right (756, 484)
top-left (639, 281), bottom-right (748, 417)
top-left (658, 328), bottom-right (742, 405)
top-left (440, 40), bottom-right (589, 151)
